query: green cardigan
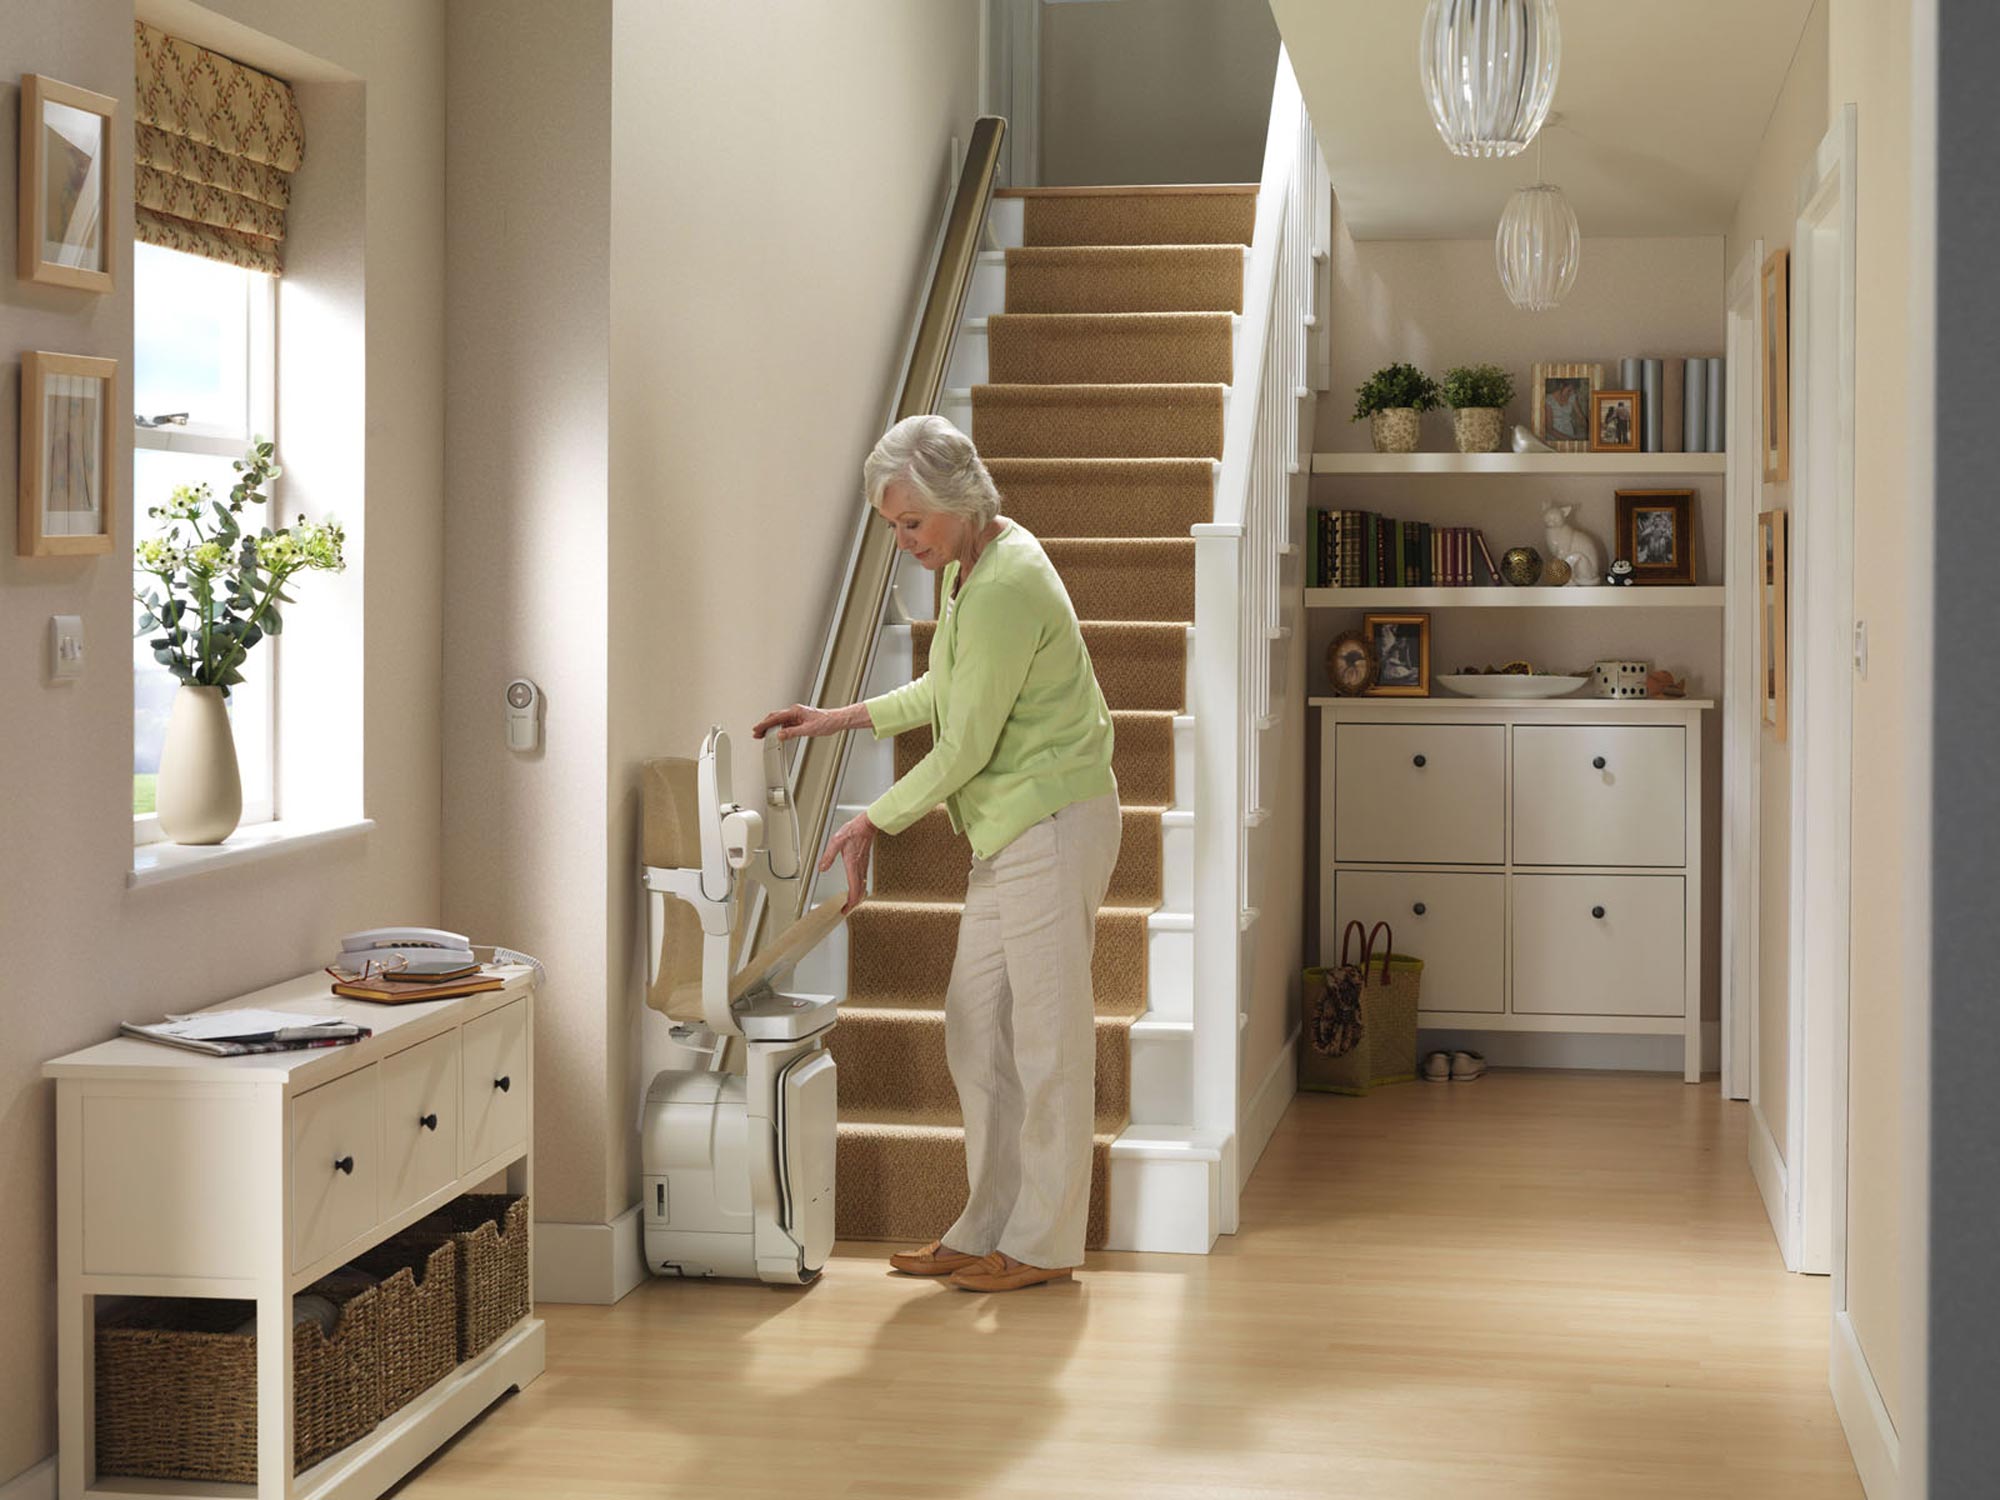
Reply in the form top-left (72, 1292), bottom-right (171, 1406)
top-left (864, 523), bottom-right (1115, 860)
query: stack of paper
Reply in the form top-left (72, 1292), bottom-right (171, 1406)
top-left (122, 1008), bottom-right (370, 1057)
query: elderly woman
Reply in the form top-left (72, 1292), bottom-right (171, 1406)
top-left (754, 414), bottom-right (1119, 1293)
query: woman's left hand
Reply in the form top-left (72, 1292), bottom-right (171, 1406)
top-left (820, 811), bottom-right (878, 913)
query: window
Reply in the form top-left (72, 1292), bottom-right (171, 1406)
top-left (132, 241), bottom-right (277, 837)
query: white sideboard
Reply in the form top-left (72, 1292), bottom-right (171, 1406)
top-left (1312, 697), bottom-right (1709, 1081)
top-left (44, 966), bottom-right (543, 1500)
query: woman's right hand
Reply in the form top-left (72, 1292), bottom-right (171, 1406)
top-left (753, 703), bottom-right (837, 741)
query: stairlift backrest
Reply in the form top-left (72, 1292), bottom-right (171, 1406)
top-left (642, 756), bottom-right (745, 1023)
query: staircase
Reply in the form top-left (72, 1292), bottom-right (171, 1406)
top-left (791, 186), bottom-right (1255, 1253)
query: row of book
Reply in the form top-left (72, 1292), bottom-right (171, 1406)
top-left (1613, 356), bottom-right (1726, 453)
top-left (1311, 508), bottom-right (1503, 588)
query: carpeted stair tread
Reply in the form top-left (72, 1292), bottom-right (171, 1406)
top-left (972, 382), bottom-right (1225, 460)
top-left (1010, 187), bottom-right (1257, 249)
top-left (932, 537), bottom-right (1196, 623)
top-left (909, 620), bottom-right (1187, 713)
top-left (835, 1122), bottom-right (1114, 1249)
top-left (875, 803), bottom-right (1164, 904)
top-left (1003, 245), bottom-right (1245, 315)
top-left (987, 312), bottom-right (1234, 385)
top-left (827, 1007), bottom-right (1131, 1132)
top-left (897, 710), bottom-right (1179, 804)
top-left (845, 900), bottom-right (1152, 1014)
top-left (989, 457), bottom-right (1214, 539)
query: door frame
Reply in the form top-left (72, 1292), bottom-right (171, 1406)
top-left (1722, 238), bottom-right (1764, 1106)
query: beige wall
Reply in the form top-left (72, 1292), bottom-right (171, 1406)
top-left (0, 0), bottom-right (449, 1480)
top-left (1040, 0), bottom-right (1279, 187)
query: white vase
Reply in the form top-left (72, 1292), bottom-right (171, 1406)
top-left (156, 685), bottom-right (243, 844)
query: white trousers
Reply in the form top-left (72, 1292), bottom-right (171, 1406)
top-left (942, 790), bottom-right (1122, 1269)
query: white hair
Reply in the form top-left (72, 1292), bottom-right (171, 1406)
top-left (862, 414), bottom-right (1002, 529)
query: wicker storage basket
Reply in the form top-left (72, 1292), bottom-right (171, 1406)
top-left (355, 1238), bottom-right (458, 1417)
top-left (388, 1194), bottom-right (531, 1360)
top-left (1300, 921), bottom-right (1423, 1096)
top-left (96, 1282), bottom-right (382, 1483)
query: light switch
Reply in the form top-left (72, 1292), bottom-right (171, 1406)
top-left (50, 615), bottom-right (85, 683)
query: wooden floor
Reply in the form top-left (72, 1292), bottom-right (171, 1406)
top-left (397, 1072), bottom-right (1862, 1498)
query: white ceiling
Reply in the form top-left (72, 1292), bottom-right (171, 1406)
top-left (1266, 0), bottom-right (1817, 239)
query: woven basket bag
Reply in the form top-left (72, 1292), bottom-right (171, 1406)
top-left (1299, 920), bottom-right (1423, 1096)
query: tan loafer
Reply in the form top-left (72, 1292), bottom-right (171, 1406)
top-left (888, 1239), bottom-right (980, 1276)
top-left (946, 1252), bottom-right (1076, 1292)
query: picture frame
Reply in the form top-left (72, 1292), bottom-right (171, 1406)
top-left (1758, 509), bottom-right (1789, 740)
top-left (1761, 247), bottom-right (1790, 484)
top-left (1590, 389), bottom-right (1641, 453)
top-left (1614, 489), bottom-right (1696, 585)
top-left (19, 351), bottom-right (118, 557)
top-left (1362, 612), bottom-right (1430, 697)
top-left (17, 74), bottom-right (117, 293)
top-left (1530, 362), bottom-right (1604, 452)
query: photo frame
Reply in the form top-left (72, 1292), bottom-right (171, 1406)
top-left (19, 351), bottom-right (118, 557)
top-left (1590, 389), bottom-right (1641, 453)
top-left (1758, 509), bottom-right (1789, 739)
top-left (1530, 362), bottom-right (1604, 452)
top-left (1362, 612), bottom-right (1430, 697)
top-left (1761, 247), bottom-right (1790, 484)
top-left (17, 75), bottom-right (117, 293)
top-left (1614, 489), bottom-right (1696, 585)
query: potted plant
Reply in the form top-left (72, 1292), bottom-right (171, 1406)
top-left (1351, 363), bottom-right (1440, 453)
top-left (1440, 363), bottom-right (1515, 453)
top-left (133, 439), bottom-right (346, 844)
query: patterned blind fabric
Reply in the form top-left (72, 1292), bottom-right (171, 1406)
top-left (134, 22), bottom-right (304, 275)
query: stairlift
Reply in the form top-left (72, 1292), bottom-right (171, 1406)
top-left (640, 728), bottom-right (848, 1283)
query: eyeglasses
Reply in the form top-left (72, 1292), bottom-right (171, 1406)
top-left (325, 955), bottom-right (409, 984)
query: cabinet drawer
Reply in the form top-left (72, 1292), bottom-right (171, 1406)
top-left (1334, 723), bottom-right (1504, 864)
top-left (292, 1066), bottom-right (381, 1268)
top-left (1511, 875), bottom-right (1686, 1016)
top-left (1511, 725), bottom-right (1686, 867)
top-left (381, 1031), bottom-right (461, 1219)
top-left (462, 1000), bottom-right (529, 1169)
top-left (1333, 870), bottom-right (1504, 1014)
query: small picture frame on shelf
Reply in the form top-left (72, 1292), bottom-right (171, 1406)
top-left (17, 74), bottom-right (117, 293)
top-left (1759, 508), bottom-right (1789, 739)
top-left (1590, 389), bottom-right (1641, 453)
top-left (1363, 612), bottom-right (1430, 696)
top-left (1614, 489), bottom-right (1696, 585)
top-left (1531, 362), bottom-right (1604, 452)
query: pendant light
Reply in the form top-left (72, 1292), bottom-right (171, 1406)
top-left (1419, 0), bottom-right (1562, 159)
top-left (1495, 130), bottom-right (1579, 311)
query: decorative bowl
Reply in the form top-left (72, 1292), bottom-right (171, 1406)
top-left (1436, 673), bottom-right (1589, 700)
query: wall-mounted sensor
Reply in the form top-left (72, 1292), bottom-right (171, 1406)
top-left (505, 678), bottom-right (541, 751)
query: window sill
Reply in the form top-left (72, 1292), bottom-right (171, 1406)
top-left (130, 816), bottom-right (374, 889)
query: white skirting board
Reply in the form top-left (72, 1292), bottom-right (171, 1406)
top-left (1416, 1021), bottom-right (1721, 1075)
top-left (0, 1458), bottom-right (53, 1500)
top-left (1238, 1024), bottom-right (1300, 1195)
top-left (534, 1202), bottom-right (646, 1305)
top-left (1831, 1308), bottom-right (1900, 1498)
top-left (1750, 1101), bottom-right (1796, 1270)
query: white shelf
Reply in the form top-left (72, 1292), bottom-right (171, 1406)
top-left (1311, 451), bottom-right (1726, 476)
top-left (1305, 587), bottom-right (1724, 609)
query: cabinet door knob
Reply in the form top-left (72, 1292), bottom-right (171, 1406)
top-left (1591, 905), bottom-right (1606, 920)
top-left (333, 1155), bottom-right (355, 1175)
top-left (1412, 754), bottom-right (1427, 768)
top-left (1592, 756), bottom-right (1607, 770)
top-left (495, 1075), bottom-right (511, 1093)
top-left (419, 1113), bottom-right (438, 1132)
top-left (1412, 902), bottom-right (1427, 916)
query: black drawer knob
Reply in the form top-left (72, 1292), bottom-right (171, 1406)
top-left (1591, 906), bottom-right (1606, 920)
top-left (419, 1113), bottom-right (438, 1132)
top-left (1412, 754), bottom-right (1427, 768)
top-left (1412, 902), bottom-right (1427, 916)
top-left (495, 1075), bottom-right (511, 1093)
top-left (1592, 756), bottom-right (1607, 770)
top-left (334, 1155), bottom-right (355, 1175)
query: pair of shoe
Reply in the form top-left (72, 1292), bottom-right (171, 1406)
top-left (1422, 1049), bottom-right (1486, 1082)
top-left (887, 1240), bottom-right (1076, 1291)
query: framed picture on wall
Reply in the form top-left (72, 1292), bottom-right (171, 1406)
top-left (17, 74), bottom-right (117, 293)
top-left (1530, 362), bottom-right (1604, 452)
top-left (1590, 389), bottom-right (1641, 452)
top-left (1759, 508), bottom-right (1789, 739)
top-left (1363, 612), bottom-right (1430, 696)
top-left (19, 351), bottom-right (118, 557)
top-left (1761, 247), bottom-right (1791, 483)
top-left (1614, 489), bottom-right (1696, 585)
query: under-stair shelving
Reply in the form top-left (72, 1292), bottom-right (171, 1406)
top-left (1312, 451), bottom-right (1726, 476)
top-left (1305, 587), bottom-right (1725, 609)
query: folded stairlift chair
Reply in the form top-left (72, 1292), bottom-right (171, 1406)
top-left (639, 728), bottom-right (848, 1283)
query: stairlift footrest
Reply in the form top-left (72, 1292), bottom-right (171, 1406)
top-left (732, 987), bottom-right (839, 1042)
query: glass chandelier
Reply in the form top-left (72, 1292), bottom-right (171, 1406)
top-left (1419, 0), bottom-right (1562, 158)
top-left (1495, 179), bottom-right (1579, 310)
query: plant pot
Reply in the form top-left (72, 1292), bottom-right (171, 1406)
top-left (1452, 407), bottom-right (1504, 453)
top-left (1369, 408), bottom-right (1421, 453)
top-left (156, 686), bottom-right (243, 845)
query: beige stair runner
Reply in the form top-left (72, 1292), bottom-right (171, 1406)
top-left (832, 185), bottom-right (1251, 1250)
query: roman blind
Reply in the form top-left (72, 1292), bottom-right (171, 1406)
top-left (133, 21), bottom-right (304, 275)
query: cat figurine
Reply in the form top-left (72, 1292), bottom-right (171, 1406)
top-left (1542, 502), bottom-right (1604, 586)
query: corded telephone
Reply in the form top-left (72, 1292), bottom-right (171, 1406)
top-left (336, 926), bottom-right (477, 975)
